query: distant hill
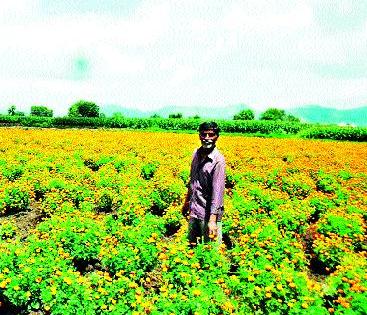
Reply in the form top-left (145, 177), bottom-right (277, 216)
top-left (287, 105), bottom-right (367, 127)
top-left (101, 104), bottom-right (249, 120)
top-left (101, 104), bottom-right (367, 127)
top-left (99, 104), bottom-right (150, 118)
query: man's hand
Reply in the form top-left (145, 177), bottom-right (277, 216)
top-left (208, 220), bottom-right (218, 239)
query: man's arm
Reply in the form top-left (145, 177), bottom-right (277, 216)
top-left (208, 159), bottom-right (225, 236)
top-left (182, 187), bottom-right (191, 217)
top-left (182, 150), bottom-right (196, 217)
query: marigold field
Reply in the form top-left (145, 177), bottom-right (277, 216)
top-left (0, 128), bottom-right (366, 315)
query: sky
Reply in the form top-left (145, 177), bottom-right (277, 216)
top-left (0, 0), bottom-right (367, 116)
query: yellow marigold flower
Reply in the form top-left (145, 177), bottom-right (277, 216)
top-left (129, 282), bottom-right (138, 289)
top-left (63, 277), bottom-right (72, 285)
top-left (192, 289), bottom-right (201, 296)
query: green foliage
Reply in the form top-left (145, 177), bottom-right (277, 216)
top-left (249, 188), bottom-right (282, 213)
top-left (1, 186), bottom-right (30, 215)
top-left (299, 125), bottom-right (367, 141)
top-left (68, 100), bottom-right (100, 118)
top-left (30, 106), bottom-right (53, 117)
top-left (0, 221), bottom-right (17, 239)
top-left (141, 163), bottom-right (158, 180)
top-left (281, 176), bottom-right (313, 199)
top-left (318, 214), bottom-right (363, 238)
top-left (260, 108), bottom-right (287, 121)
top-left (0, 129), bottom-right (366, 314)
top-left (286, 114), bottom-right (300, 122)
top-left (168, 113), bottom-right (183, 119)
top-left (7, 105), bottom-right (25, 117)
top-left (313, 236), bottom-right (346, 271)
top-left (233, 109), bottom-right (255, 120)
top-left (111, 112), bottom-right (124, 119)
top-left (7, 105), bottom-right (16, 116)
top-left (260, 108), bottom-right (300, 123)
top-left (0, 114), bottom-right (366, 142)
top-left (2, 165), bottom-right (24, 181)
top-left (95, 190), bottom-right (114, 213)
top-left (314, 171), bottom-right (340, 194)
top-left (178, 169), bottom-right (190, 186)
top-left (338, 170), bottom-right (352, 180)
top-left (219, 119), bottom-right (304, 134)
top-left (309, 196), bottom-right (335, 221)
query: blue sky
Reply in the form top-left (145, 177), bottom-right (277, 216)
top-left (0, 0), bottom-right (366, 116)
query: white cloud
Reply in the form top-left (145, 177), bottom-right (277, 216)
top-left (0, 0), bottom-right (367, 115)
top-left (90, 46), bottom-right (146, 77)
top-left (223, 2), bottom-right (313, 34)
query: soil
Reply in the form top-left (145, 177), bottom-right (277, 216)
top-left (0, 201), bottom-right (44, 239)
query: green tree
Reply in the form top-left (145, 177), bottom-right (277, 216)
top-left (168, 113), bottom-right (183, 119)
top-left (68, 100), bottom-right (100, 118)
top-left (150, 113), bottom-right (161, 119)
top-left (7, 105), bottom-right (25, 116)
top-left (233, 109), bottom-right (255, 120)
top-left (30, 105), bottom-right (53, 117)
top-left (7, 105), bottom-right (16, 116)
top-left (260, 108), bottom-right (286, 121)
top-left (285, 114), bottom-right (300, 122)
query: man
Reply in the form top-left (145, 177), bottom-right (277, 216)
top-left (182, 121), bottom-right (226, 245)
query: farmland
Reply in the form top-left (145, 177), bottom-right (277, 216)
top-left (0, 128), bottom-right (366, 314)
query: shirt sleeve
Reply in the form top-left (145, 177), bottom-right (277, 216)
top-left (210, 159), bottom-right (225, 215)
top-left (188, 149), bottom-right (197, 198)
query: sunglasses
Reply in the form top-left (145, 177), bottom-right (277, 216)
top-left (199, 131), bottom-right (217, 139)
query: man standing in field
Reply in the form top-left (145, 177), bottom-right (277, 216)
top-left (182, 121), bottom-right (226, 245)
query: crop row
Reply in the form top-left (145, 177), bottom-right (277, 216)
top-left (1, 115), bottom-right (366, 141)
top-left (0, 128), bottom-right (366, 314)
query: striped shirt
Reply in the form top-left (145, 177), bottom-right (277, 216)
top-left (188, 146), bottom-right (226, 221)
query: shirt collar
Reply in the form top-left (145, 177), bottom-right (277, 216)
top-left (198, 146), bottom-right (218, 161)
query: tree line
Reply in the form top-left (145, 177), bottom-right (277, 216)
top-left (5, 101), bottom-right (300, 122)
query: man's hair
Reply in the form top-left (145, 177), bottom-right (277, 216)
top-left (198, 121), bottom-right (220, 135)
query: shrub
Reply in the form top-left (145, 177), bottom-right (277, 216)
top-left (1, 186), bottom-right (30, 215)
top-left (300, 126), bottom-right (367, 141)
top-left (141, 163), bottom-right (158, 180)
top-left (68, 100), bottom-right (100, 118)
top-left (233, 109), bottom-right (255, 120)
top-left (30, 106), bottom-right (53, 117)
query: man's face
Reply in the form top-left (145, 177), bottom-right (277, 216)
top-left (199, 129), bottom-right (218, 149)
